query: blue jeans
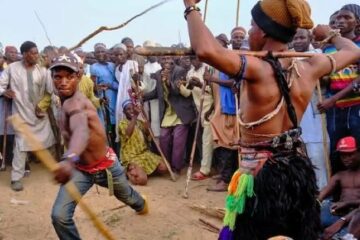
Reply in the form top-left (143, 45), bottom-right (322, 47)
top-left (326, 105), bottom-right (360, 173)
top-left (51, 160), bottom-right (144, 240)
top-left (321, 199), bottom-right (348, 237)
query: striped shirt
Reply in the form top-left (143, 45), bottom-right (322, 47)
top-left (323, 36), bottom-right (360, 108)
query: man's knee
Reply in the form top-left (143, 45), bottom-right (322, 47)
top-left (51, 206), bottom-right (72, 225)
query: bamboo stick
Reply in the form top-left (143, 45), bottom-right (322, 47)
top-left (9, 115), bottom-right (116, 240)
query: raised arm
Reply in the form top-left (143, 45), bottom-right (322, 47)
top-left (309, 25), bottom-right (360, 80)
top-left (183, 0), bottom-right (261, 80)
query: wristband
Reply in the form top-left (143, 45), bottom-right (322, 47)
top-left (62, 153), bottom-right (80, 164)
top-left (340, 217), bottom-right (347, 222)
top-left (184, 5), bottom-right (200, 20)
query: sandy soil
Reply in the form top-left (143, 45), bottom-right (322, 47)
top-left (0, 163), bottom-right (225, 240)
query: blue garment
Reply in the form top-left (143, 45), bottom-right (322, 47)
top-left (321, 199), bottom-right (348, 238)
top-left (219, 72), bottom-right (236, 115)
top-left (51, 160), bottom-right (144, 240)
top-left (90, 62), bottom-right (118, 124)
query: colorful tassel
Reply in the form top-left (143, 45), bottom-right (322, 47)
top-left (223, 173), bottom-right (255, 231)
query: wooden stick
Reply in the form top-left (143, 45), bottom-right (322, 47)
top-left (189, 204), bottom-right (225, 219)
top-left (68, 0), bottom-right (171, 51)
top-left (183, 81), bottom-right (208, 199)
top-left (236, 0), bottom-right (240, 27)
top-left (131, 67), bottom-right (177, 182)
top-left (1, 99), bottom-right (9, 171)
top-left (198, 218), bottom-right (220, 232)
top-left (135, 47), bottom-right (320, 58)
top-left (140, 109), bottom-right (177, 182)
top-left (316, 81), bottom-right (332, 180)
top-left (9, 115), bottom-right (116, 240)
top-left (203, 0), bottom-right (209, 23)
top-left (234, 92), bottom-right (241, 167)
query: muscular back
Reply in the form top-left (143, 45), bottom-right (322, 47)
top-left (239, 57), bottom-right (317, 143)
top-left (60, 91), bottom-right (107, 165)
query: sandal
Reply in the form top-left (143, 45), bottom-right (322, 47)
top-left (191, 171), bottom-right (209, 181)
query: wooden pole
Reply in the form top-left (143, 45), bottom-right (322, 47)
top-left (183, 81), bottom-right (207, 199)
top-left (235, 92), bottom-right (241, 167)
top-left (236, 0), bottom-right (240, 27)
top-left (203, 0), bottom-right (209, 23)
top-left (9, 115), bottom-right (116, 240)
top-left (316, 81), bottom-right (332, 180)
top-left (68, 0), bottom-right (172, 51)
top-left (134, 47), bottom-right (320, 58)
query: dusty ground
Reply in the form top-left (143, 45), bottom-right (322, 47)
top-left (0, 163), bottom-right (225, 240)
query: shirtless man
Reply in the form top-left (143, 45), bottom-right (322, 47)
top-left (183, 0), bottom-right (360, 239)
top-left (319, 136), bottom-right (360, 239)
top-left (49, 53), bottom-right (147, 240)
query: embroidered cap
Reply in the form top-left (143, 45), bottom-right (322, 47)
top-left (336, 136), bottom-right (357, 152)
top-left (50, 53), bottom-right (79, 72)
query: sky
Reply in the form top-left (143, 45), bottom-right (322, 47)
top-left (0, 0), bottom-right (357, 52)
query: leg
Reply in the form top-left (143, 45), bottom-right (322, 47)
top-left (159, 127), bottom-right (173, 168)
top-left (320, 199), bottom-right (341, 228)
top-left (171, 124), bottom-right (189, 172)
top-left (51, 169), bottom-right (94, 240)
top-left (199, 123), bottom-right (214, 176)
top-left (11, 140), bottom-right (27, 190)
top-left (96, 160), bottom-right (145, 212)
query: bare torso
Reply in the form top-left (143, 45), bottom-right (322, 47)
top-left (239, 58), bottom-right (317, 143)
top-left (60, 91), bottom-right (107, 165)
top-left (338, 170), bottom-right (360, 202)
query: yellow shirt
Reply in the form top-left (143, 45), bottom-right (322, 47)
top-left (160, 80), bottom-right (182, 127)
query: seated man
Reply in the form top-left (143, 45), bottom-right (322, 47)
top-left (118, 100), bottom-right (167, 185)
top-left (318, 136), bottom-right (360, 239)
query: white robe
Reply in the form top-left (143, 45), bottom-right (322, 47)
top-left (115, 60), bottom-right (138, 141)
top-left (143, 62), bottom-right (162, 137)
top-left (0, 62), bottom-right (55, 151)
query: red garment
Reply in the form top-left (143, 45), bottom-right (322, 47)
top-left (76, 147), bottom-right (116, 174)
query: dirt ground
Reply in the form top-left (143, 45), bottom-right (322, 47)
top-left (0, 163), bottom-right (225, 240)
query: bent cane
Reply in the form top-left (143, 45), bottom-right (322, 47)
top-left (183, 81), bottom-right (208, 199)
top-left (9, 114), bottom-right (116, 240)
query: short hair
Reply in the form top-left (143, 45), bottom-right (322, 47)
top-left (20, 41), bottom-right (37, 54)
top-left (341, 4), bottom-right (360, 20)
top-left (121, 37), bottom-right (133, 45)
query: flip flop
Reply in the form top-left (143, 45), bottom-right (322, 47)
top-left (191, 171), bottom-right (209, 181)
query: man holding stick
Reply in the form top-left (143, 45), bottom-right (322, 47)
top-left (49, 53), bottom-right (147, 240)
top-left (183, 0), bottom-right (360, 239)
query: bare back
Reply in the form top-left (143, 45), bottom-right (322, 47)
top-left (239, 57), bottom-right (318, 143)
top-left (60, 91), bottom-right (107, 165)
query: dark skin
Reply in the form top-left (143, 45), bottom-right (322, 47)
top-left (123, 103), bottom-right (167, 185)
top-left (319, 150), bottom-right (360, 239)
top-left (292, 29), bottom-right (311, 53)
top-left (231, 31), bottom-right (246, 50)
top-left (92, 46), bottom-right (112, 91)
top-left (123, 40), bottom-right (134, 60)
top-left (51, 67), bottom-right (108, 184)
top-left (3, 47), bottom-right (39, 100)
top-left (335, 10), bottom-right (359, 40)
top-left (319, 151), bottom-right (360, 208)
top-left (329, 12), bottom-right (338, 29)
top-left (0, 55), bottom-right (4, 71)
top-left (5, 47), bottom-right (18, 64)
top-left (184, 0), bottom-right (360, 143)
